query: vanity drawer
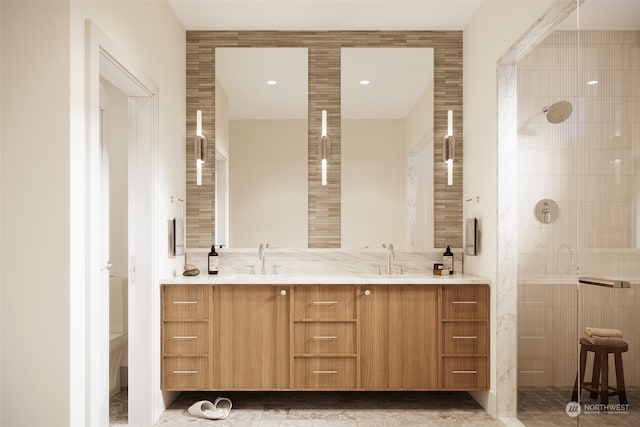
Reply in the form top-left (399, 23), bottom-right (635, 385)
top-left (162, 357), bottom-right (209, 390)
top-left (163, 322), bottom-right (209, 355)
top-left (442, 286), bottom-right (488, 320)
top-left (442, 357), bottom-right (488, 390)
top-left (293, 322), bottom-right (356, 355)
top-left (442, 323), bottom-right (488, 355)
top-left (163, 286), bottom-right (210, 320)
top-left (293, 357), bottom-right (357, 389)
top-left (293, 286), bottom-right (357, 320)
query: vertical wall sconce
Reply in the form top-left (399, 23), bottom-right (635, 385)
top-left (319, 110), bottom-right (330, 186)
top-left (195, 110), bottom-right (207, 186)
top-left (442, 110), bottom-right (455, 186)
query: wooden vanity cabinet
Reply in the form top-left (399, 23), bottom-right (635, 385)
top-left (440, 285), bottom-right (489, 390)
top-left (213, 285), bottom-right (290, 390)
top-left (161, 285), bottom-right (212, 390)
top-left (161, 283), bottom-right (489, 392)
top-left (292, 285), bottom-right (358, 390)
top-left (360, 286), bottom-right (439, 390)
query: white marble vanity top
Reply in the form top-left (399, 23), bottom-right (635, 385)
top-left (161, 272), bottom-right (489, 285)
top-left (162, 248), bottom-right (489, 285)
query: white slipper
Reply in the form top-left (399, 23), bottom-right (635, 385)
top-left (187, 398), bottom-right (232, 420)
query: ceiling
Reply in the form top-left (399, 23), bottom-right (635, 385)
top-left (558, 0), bottom-right (640, 30)
top-left (168, 0), bottom-right (483, 31)
top-left (179, 0), bottom-right (639, 120)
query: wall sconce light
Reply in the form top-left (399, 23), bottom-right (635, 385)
top-left (319, 110), bottom-right (330, 186)
top-left (195, 110), bottom-right (207, 186)
top-left (442, 110), bottom-right (455, 186)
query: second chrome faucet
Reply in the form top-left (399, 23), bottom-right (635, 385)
top-left (382, 243), bottom-right (395, 275)
top-left (258, 243), bottom-right (270, 274)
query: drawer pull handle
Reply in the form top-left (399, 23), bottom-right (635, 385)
top-left (172, 301), bottom-right (198, 305)
top-left (173, 336), bottom-right (199, 340)
top-left (312, 301), bottom-right (338, 305)
top-left (452, 336), bottom-right (478, 340)
top-left (452, 370), bottom-right (478, 374)
top-left (312, 336), bottom-right (338, 340)
top-left (173, 370), bottom-right (198, 374)
top-left (312, 370), bottom-right (338, 374)
top-left (451, 301), bottom-right (477, 304)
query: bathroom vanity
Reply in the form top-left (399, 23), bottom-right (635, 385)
top-left (161, 278), bottom-right (488, 392)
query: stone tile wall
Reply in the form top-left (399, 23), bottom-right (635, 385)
top-left (186, 31), bottom-right (463, 249)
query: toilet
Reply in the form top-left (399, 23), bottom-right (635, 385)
top-left (109, 276), bottom-right (128, 397)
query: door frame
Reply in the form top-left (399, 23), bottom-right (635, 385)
top-left (78, 20), bottom-right (159, 426)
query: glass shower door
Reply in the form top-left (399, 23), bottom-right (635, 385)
top-left (573, 9), bottom-right (640, 424)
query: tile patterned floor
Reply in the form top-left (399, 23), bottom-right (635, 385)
top-left (518, 387), bottom-right (640, 426)
top-left (110, 386), bottom-right (640, 426)
top-left (156, 391), bottom-right (501, 427)
top-left (110, 389), bottom-right (128, 425)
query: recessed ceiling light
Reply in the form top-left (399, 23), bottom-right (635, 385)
top-left (360, 80), bottom-right (370, 85)
top-left (267, 80), bottom-right (277, 85)
top-left (587, 80), bottom-right (598, 85)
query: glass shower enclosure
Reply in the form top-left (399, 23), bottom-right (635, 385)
top-left (516, 1), bottom-right (640, 425)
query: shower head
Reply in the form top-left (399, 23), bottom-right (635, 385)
top-left (543, 100), bottom-right (573, 124)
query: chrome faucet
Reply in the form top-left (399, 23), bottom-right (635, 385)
top-left (258, 243), bottom-right (270, 274)
top-left (383, 243), bottom-right (395, 275)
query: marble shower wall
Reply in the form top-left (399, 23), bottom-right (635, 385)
top-left (517, 30), bottom-right (640, 387)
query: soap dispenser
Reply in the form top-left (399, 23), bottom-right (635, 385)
top-left (443, 245), bottom-right (454, 274)
top-left (208, 245), bottom-right (219, 275)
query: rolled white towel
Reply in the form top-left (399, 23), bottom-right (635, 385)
top-left (585, 336), bottom-right (627, 346)
top-left (585, 327), bottom-right (623, 338)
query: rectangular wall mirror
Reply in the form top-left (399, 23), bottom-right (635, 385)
top-left (215, 48), bottom-right (309, 248)
top-left (341, 48), bottom-right (434, 248)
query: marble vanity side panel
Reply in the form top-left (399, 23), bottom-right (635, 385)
top-left (186, 32), bottom-right (216, 248)
top-left (496, 63), bottom-right (519, 418)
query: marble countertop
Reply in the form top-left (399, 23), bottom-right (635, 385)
top-left (161, 272), bottom-right (489, 285)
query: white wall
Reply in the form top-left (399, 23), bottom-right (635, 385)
top-left (229, 120), bottom-right (308, 247)
top-left (216, 79), bottom-right (230, 156)
top-left (463, 0), bottom-right (554, 419)
top-left (1, 1), bottom-right (185, 426)
top-left (1, 2), bottom-right (72, 426)
top-left (404, 82), bottom-right (434, 153)
top-left (342, 120), bottom-right (406, 247)
top-left (404, 84), bottom-right (434, 249)
top-left (0, 0), bottom-right (3, 418)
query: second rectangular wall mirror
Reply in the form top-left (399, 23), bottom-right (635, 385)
top-left (341, 47), bottom-right (434, 248)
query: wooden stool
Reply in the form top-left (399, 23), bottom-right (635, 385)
top-left (571, 337), bottom-right (628, 405)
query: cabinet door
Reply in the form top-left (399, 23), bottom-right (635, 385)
top-left (388, 286), bottom-right (439, 389)
top-left (213, 286), bottom-right (290, 389)
top-left (360, 286), bottom-right (389, 389)
top-left (360, 285), bottom-right (439, 390)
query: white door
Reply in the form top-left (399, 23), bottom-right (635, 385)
top-left (91, 87), bottom-right (111, 426)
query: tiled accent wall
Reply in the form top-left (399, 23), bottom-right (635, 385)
top-left (186, 40), bottom-right (215, 249)
top-left (517, 31), bottom-right (640, 387)
top-left (186, 31), bottom-right (463, 248)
